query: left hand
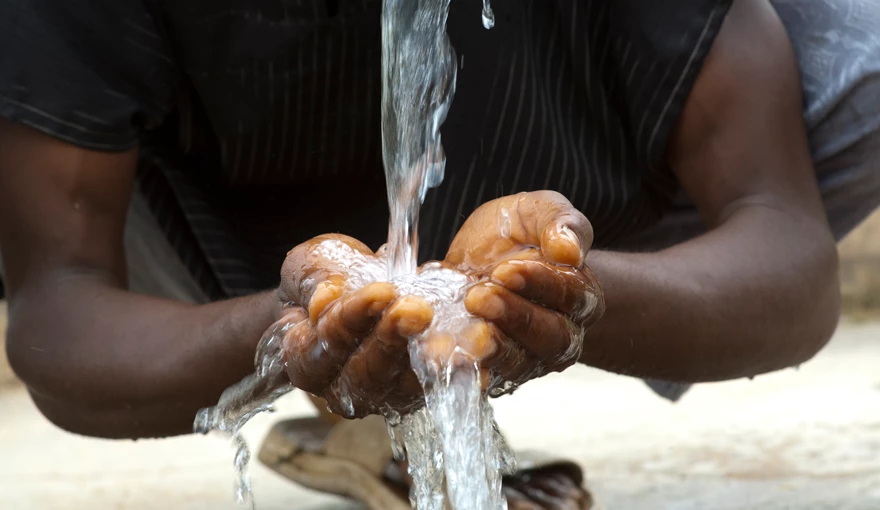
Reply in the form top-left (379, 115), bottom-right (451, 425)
top-left (445, 191), bottom-right (605, 393)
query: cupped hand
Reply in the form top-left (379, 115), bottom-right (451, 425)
top-left (274, 234), bottom-right (432, 418)
top-left (445, 190), bottom-right (605, 393)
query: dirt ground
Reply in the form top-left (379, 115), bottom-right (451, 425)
top-left (1, 319), bottom-right (879, 510)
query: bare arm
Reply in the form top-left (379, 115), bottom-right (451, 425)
top-left (0, 119), bottom-right (279, 438)
top-left (580, 0), bottom-right (840, 381)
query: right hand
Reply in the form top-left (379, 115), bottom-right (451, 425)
top-left (275, 234), bottom-right (434, 418)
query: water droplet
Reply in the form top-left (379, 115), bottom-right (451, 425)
top-left (499, 208), bottom-right (511, 239)
top-left (383, 405), bottom-right (402, 426)
top-left (488, 379), bottom-right (518, 397)
top-left (339, 392), bottom-right (355, 418)
top-left (193, 325), bottom-right (294, 506)
top-left (481, 0), bottom-right (495, 29)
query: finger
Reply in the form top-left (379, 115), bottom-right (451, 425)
top-left (316, 282), bottom-right (397, 355)
top-left (530, 474), bottom-right (586, 504)
top-left (382, 369), bottom-right (425, 414)
top-left (490, 190), bottom-right (592, 266)
top-left (539, 216), bottom-right (590, 267)
top-left (339, 296), bottom-right (433, 414)
top-left (491, 260), bottom-right (602, 323)
top-left (307, 279), bottom-right (345, 323)
top-left (519, 191), bottom-right (593, 267)
top-left (428, 320), bottom-right (538, 391)
top-left (420, 319), bottom-right (498, 365)
top-left (281, 318), bottom-right (334, 395)
top-left (280, 234), bottom-right (375, 308)
top-left (288, 283), bottom-right (395, 415)
top-left (278, 305), bottom-right (308, 324)
top-left (512, 482), bottom-right (573, 510)
top-left (252, 310), bottom-right (309, 390)
top-left (502, 486), bottom-right (543, 510)
top-left (465, 283), bottom-right (583, 364)
top-left (482, 328), bottom-right (539, 392)
top-left (282, 288), bottom-right (396, 398)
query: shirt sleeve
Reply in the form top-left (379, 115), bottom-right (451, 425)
top-left (0, 0), bottom-right (176, 151)
top-left (607, 0), bottom-right (732, 170)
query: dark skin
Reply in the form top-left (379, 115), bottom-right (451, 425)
top-left (1, 0), bottom-right (839, 507)
top-left (278, 194), bottom-right (603, 418)
top-left (259, 0), bottom-right (840, 416)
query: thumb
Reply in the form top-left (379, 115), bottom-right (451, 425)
top-left (527, 192), bottom-right (593, 267)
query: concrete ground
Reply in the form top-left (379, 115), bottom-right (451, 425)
top-left (1, 322), bottom-right (879, 510)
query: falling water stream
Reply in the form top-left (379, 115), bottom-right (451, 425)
top-left (195, 1), bottom-right (511, 509)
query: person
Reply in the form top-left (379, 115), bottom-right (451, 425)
top-left (1, 0), bottom-right (878, 508)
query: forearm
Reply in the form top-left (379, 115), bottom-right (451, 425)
top-left (7, 275), bottom-right (279, 438)
top-left (581, 205), bottom-right (840, 382)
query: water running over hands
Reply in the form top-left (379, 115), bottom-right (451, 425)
top-left (379, 1), bottom-right (513, 508)
top-left (195, 1), bottom-right (513, 508)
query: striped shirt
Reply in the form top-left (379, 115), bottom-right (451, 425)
top-left (0, 0), bottom-right (731, 299)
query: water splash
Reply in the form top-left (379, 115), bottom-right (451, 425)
top-left (481, 0), bottom-right (496, 29)
top-left (380, 0), bottom-right (511, 508)
top-left (381, 0), bottom-right (458, 277)
top-left (194, 323), bottom-right (294, 508)
top-left (196, 1), bottom-right (506, 508)
top-left (499, 208), bottom-right (512, 239)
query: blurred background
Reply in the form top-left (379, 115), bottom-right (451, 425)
top-left (2, 212), bottom-right (879, 509)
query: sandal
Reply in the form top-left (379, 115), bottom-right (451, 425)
top-left (258, 416), bottom-right (600, 509)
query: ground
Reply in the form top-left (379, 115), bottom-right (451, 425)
top-left (2, 320), bottom-right (879, 510)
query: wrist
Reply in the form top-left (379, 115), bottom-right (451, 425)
top-left (205, 289), bottom-right (284, 369)
top-left (577, 249), bottom-right (645, 368)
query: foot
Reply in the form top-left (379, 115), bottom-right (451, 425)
top-left (261, 417), bottom-right (595, 510)
top-left (503, 464), bottom-right (593, 510)
top-left (385, 460), bottom-right (593, 510)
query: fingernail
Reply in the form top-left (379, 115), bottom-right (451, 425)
top-left (397, 318), bottom-right (423, 336)
top-left (398, 315), bottom-right (432, 337)
top-left (492, 264), bottom-right (526, 291)
top-left (366, 284), bottom-right (397, 315)
top-left (559, 226), bottom-right (583, 260)
top-left (463, 321), bottom-right (497, 359)
top-left (546, 224), bottom-right (583, 267)
top-left (368, 299), bottom-right (389, 316)
top-left (466, 286), bottom-right (505, 320)
top-left (393, 298), bottom-right (434, 336)
top-left (309, 282), bottom-right (343, 323)
top-left (423, 333), bottom-right (456, 361)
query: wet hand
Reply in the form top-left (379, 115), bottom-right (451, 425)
top-left (445, 191), bottom-right (605, 393)
top-left (275, 234), bottom-right (433, 418)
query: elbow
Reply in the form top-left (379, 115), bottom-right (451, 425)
top-left (9, 344), bottom-right (117, 438)
top-left (26, 389), bottom-right (102, 438)
top-left (6, 316), bottom-right (64, 401)
top-left (776, 238), bottom-right (841, 370)
top-left (6, 320), bottom-right (105, 437)
top-left (6, 323), bottom-right (52, 399)
top-left (804, 245), bottom-right (841, 362)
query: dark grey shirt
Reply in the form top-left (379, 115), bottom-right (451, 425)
top-left (0, 0), bottom-right (731, 299)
